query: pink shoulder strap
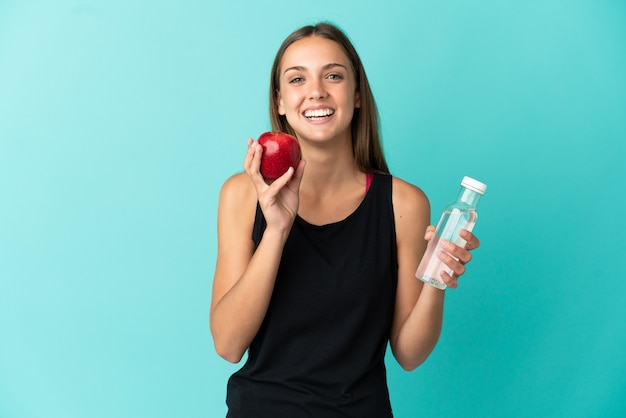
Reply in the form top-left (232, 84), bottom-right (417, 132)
top-left (366, 173), bottom-right (374, 193)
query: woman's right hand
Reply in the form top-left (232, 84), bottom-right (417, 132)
top-left (243, 138), bottom-right (306, 232)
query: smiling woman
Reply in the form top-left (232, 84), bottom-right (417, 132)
top-left (209, 22), bottom-right (481, 418)
top-left (276, 36), bottom-right (359, 147)
top-left (268, 23), bottom-right (388, 175)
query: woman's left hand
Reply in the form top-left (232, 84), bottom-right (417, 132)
top-left (424, 226), bottom-right (481, 289)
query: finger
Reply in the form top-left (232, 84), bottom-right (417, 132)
top-left (270, 159), bottom-right (306, 194)
top-left (267, 165), bottom-right (296, 191)
top-left (289, 159), bottom-right (306, 190)
top-left (244, 141), bottom-right (271, 191)
top-left (243, 139), bottom-right (257, 173)
top-left (424, 225), bottom-right (436, 241)
top-left (250, 142), bottom-right (263, 173)
top-left (459, 229), bottom-right (480, 250)
top-left (440, 240), bottom-right (472, 264)
top-left (439, 270), bottom-right (458, 289)
top-left (437, 248), bottom-right (466, 277)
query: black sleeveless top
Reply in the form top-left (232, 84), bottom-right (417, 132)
top-left (226, 174), bottom-right (398, 418)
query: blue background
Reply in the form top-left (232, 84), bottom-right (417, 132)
top-left (1, 1), bottom-right (625, 417)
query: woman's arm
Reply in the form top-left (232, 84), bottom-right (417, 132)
top-left (389, 177), bottom-right (479, 371)
top-left (210, 140), bottom-right (305, 363)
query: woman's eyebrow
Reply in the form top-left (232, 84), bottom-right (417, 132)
top-left (283, 65), bottom-right (305, 74)
top-left (283, 63), bottom-right (348, 75)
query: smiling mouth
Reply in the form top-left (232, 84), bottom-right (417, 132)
top-left (304, 108), bottom-right (335, 120)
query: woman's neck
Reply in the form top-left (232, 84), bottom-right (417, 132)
top-left (301, 148), bottom-right (362, 190)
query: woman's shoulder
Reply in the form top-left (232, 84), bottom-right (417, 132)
top-left (390, 176), bottom-right (430, 232)
top-left (391, 176), bottom-right (430, 211)
top-left (221, 171), bottom-right (254, 193)
top-left (218, 172), bottom-right (257, 214)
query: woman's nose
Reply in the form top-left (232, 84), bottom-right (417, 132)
top-left (308, 79), bottom-right (327, 100)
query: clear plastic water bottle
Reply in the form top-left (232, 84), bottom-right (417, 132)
top-left (416, 176), bottom-right (487, 289)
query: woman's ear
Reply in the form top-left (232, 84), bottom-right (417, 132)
top-left (354, 91), bottom-right (360, 108)
top-left (277, 90), bottom-right (286, 115)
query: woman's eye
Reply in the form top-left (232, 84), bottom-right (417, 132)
top-left (327, 73), bottom-right (343, 80)
top-left (289, 77), bottom-right (304, 84)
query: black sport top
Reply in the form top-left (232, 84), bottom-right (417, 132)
top-left (226, 174), bottom-right (398, 418)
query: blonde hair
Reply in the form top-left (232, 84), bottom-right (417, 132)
top-left (269, 22), bottom-right (389, 174)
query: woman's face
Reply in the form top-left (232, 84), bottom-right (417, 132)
top-left (277, 36), bottom-right (360, 145)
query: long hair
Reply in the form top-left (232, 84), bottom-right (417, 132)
top-left (269, 22), bottom-right (389, 174)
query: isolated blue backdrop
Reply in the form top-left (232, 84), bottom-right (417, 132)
top-left (1, 1), bottom-right (624, 417)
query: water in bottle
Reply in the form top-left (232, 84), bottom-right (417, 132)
top-left (416, 176), bottom-right (487, 289)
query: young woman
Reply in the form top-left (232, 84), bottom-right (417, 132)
top-left (210, 22), bottom-right (480, 417)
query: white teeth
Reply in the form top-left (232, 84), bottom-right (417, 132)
top-left (304, 109), bottom-right (334, 118)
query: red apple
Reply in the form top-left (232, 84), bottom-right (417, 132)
top-left (258, 131), bottom-right (301, 182)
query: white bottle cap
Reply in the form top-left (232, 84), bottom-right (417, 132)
top-left (461, 176), bottom-right (487, 195)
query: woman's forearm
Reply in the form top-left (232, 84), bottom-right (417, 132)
top-left (392, 285), bottom-right (446, 371)
top-left (210, 227), bottom-right (290, 363)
